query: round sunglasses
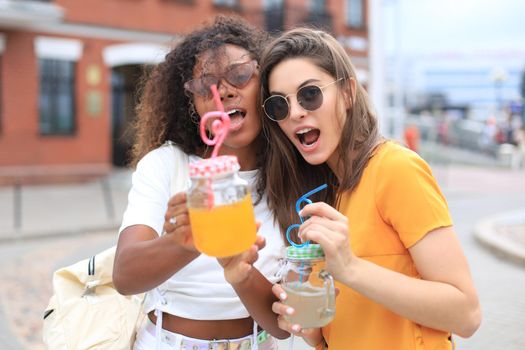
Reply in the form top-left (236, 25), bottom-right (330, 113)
top-left (262, 78), bottom-right (343, 121)
top-left (184, 60), bottom-right (258, 99)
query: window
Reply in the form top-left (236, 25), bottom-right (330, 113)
top-left (34, 36), bottom-right (82, 136)
top-left (0, 55), bottom-right (3, 134)
top-left (38, 59), bottom-right (76, 135)
top-left (346, 0), bottom-right (364, 28)
top-left (0, 34), bottom-right (4, 134)
top-left (213, 0), bottom-right (238, 7)
top-left (310, 0), bottom-right (325, 13)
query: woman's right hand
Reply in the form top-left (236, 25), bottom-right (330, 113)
top-left (271, 284), bottom-right (323, 347)
top-left (163, 192), bottom-right (198, 253)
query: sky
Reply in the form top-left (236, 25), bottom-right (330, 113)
top-left (383, 0), bottom-right (525, 56)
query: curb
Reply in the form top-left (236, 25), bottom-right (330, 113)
top-left (0, 223), bottom-right (120, 243)
top-left (473, 209), bottom-right (525, 267)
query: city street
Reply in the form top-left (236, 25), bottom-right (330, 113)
top-left (0, 164), bottom-right (524, 350)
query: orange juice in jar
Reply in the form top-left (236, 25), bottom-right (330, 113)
top-left (187, 156), bottom-right (257, 257)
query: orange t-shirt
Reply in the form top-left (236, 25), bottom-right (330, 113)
top-left (320, 141), bottom-right (454, 350)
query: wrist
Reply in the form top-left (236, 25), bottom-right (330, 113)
top-left (302, 329), bottom-right (324, 347)
top-left (229, 267), bottom-right (254, 287)
top-left (341, 255), bottom-right (362, 287)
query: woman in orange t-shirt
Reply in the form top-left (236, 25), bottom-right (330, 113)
top-left (258, 28), bottom-right (481, 350)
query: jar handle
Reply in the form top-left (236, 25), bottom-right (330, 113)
top-left (319, 270), bottom-right (336, 318)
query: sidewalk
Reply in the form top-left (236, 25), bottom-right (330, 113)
top-left (473, 209), bottom-right (525, 266)
top-left (0, 168), bottom-right (131, 241)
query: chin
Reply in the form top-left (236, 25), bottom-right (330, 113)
top-left (300, 153), bottom-right (328, 166)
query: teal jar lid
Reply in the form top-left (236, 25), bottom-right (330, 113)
top-left (285, 244), bottom-right (325, 260)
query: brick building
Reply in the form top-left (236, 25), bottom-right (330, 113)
top-left (0, 0), bottom-right (369, 184)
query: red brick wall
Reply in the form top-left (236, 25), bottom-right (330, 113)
top-left (54, 0), bottom-right (263, 34)
top-left (0, 32), bottom-right (116, 167)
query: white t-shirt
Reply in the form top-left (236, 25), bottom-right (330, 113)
top-left (119, 144), bottom-right (285, 320)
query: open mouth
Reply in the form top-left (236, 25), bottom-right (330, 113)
top-left (226, 108), bottom-right (247, 130)
top-left (226, 108), bottom-right (246, 122)
top-left (296, 128), bottom-right (320, 147)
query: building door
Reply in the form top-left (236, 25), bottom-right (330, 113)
top-left (111, 65), bottom-right (143, 167)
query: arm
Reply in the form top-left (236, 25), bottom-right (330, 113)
top-left (114, 192), bottom-right (200, 295)
top-left (299, 203), bottom-right (481, 338)
top-left (218, 236), bottom-right (289, 339)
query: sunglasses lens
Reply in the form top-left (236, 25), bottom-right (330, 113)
top-left (297, 85), bottom-right (323, 111)
top-left (264, 96), bottom-right (289, 121)
top-left (226, 62), bottom-right (255, 88)
top-left (185, 76), bottom-right (218, 98)
top-left (185, 61), bottom-right (255, 98)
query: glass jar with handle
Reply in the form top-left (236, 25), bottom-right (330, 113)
top-left (187, 155), bottom-right (257, 257)
top-left (281, 244), bottom-right (336, 328)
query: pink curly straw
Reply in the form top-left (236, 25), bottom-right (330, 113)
top-left (198, 84), bottom-right (231, 209)
top-left (199, 85), bottom-right (231, 158)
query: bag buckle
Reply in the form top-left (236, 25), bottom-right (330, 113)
top-left (82, 280), bottom-right (100, 297)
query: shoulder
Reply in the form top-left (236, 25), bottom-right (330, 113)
top-left (136, 143), bottom-right (188, 172)
top-left (374, 141), bottom-right (431, 179)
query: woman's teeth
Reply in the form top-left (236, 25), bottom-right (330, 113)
top-left (226, 109), bottom-right (245, 119)
top-left (296, 128), bottom-right (320, 146)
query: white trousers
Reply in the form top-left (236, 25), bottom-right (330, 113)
top-left (133, 318), bottom-right (279, 350)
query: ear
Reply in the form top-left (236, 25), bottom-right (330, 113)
top-left (343, 77), bottom-right (357, 109)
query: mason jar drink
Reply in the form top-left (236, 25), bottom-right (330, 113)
top-left (281, 244), bottom-right (335, 328)
top-left (187, 155), bottom-right (257, 257)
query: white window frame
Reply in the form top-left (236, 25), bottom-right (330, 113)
top-left (34, 36), bottom-right (83, 61)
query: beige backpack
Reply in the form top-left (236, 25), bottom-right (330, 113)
top-left (42, 143), bottom-right (190, 349)
top-left (42, 246), bottom-right (144, 350)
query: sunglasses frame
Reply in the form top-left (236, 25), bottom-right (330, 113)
top-left (262, 78), bottom-right (343, 122)
top-left (184, 60), bottom-right (258, 99)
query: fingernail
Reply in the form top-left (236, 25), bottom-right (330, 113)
top-left (292, 325), bottom-right (300, 332)
top-left (279, 292), bottom-right (287, 300)
top-left (286, 307), bottom-right (294, 315)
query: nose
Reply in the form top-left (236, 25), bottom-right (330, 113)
top-left (288, 95), bottom-right (305, 121)
top-left (217, 79), bottom-right (237, 101)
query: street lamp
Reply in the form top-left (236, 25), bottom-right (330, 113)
top-left (490, 66), bottom-right (508, 115)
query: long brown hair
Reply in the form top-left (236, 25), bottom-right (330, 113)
top-left (131, 15), bottom-right (269, 167)
top-left (259, 28), bottom-right (382, 236)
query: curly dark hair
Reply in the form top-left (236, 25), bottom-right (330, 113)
top-left (130, 15), bottom-right (270, 167)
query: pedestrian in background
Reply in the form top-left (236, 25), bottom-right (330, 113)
top-left (113, 15), bottom-right (288, 350)
top-left (259, 27), bottom-right (482, 350)
top-left (404, 123), bottom-right (420, 153)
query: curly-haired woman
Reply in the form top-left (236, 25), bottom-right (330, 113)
top-left (113, 15), bottom-right (288, 349)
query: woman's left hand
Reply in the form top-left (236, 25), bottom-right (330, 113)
top-left (163, 192), bottom-right (198, 253)
top-left (298, 202), bottom-right (354, 283)
top-left (218, 233), bottom-right (265, 285)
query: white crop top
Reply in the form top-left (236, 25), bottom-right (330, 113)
top-left (119, 144), bottom-right (285, 320)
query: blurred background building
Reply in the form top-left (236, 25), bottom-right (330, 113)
top-left (382, 0), bottom-right (525, 163)
top-left (0, 0), bottom-right (370, 184)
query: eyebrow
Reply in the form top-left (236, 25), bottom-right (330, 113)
top-left (200, 57), bottom-right (252, 76)
top-left (270, 78), bottom-right (322, 96)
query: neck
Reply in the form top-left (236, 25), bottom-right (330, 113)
top-left (327, 154), bottom-right (344, 182)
